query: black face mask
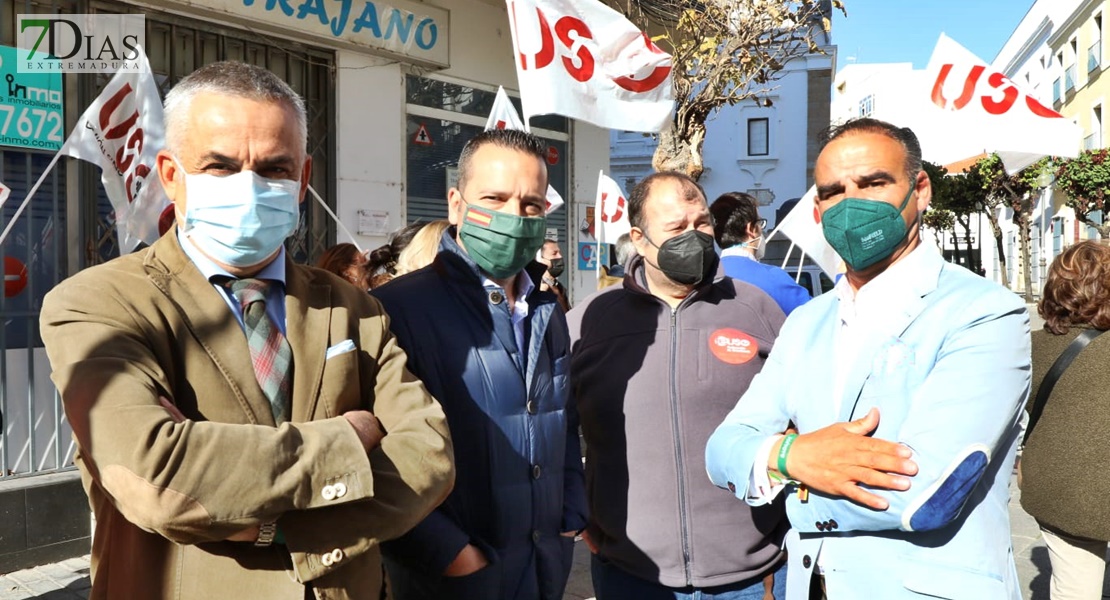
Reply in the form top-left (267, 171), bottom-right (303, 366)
top-left (548, 258), bottom-right (565, 278)
top-left (645, 230), bottom-right (719, 286)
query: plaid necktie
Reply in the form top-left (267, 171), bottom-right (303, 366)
top-left (223, 278), bottom-right (293, 424)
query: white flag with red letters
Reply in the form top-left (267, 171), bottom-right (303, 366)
top-left (61, 47), bottom-right (169, 251)
top-left (767, 186), bottom-right (843, 279)
top-left (485, 86), bottom-right (527, 131)
top-left (483, 86), bottom-right (565, 214)
top-left (916, 34), bottom-right (1081, 173)
top-left (505, 0), bottom-right (674, 132)
top-left (594, 171), bottom-right (630, 245)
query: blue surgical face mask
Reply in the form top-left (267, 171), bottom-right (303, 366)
top-left (177, 162), bottom-right (301, 268)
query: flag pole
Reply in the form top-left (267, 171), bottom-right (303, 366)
top-left (795, 250), bottom-right (808, 283)
top-left (0, 152), bottom-right (63, 248)
top-left (308, 185), bottom-right (363, 253)
top-left (780, 240), bottom-right (796, 269)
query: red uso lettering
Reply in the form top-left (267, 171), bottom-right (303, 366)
top-left (600, 192), bottom-right (625, 222)
top-left (509, 0), bottom-right (670, 93)
top-left (930, 63), bottom-right (1063, 119)
top-left (97, 82), bottom-right (147, 203)
top-left (554, 17), bottom-right (594, 82)
top-left (612, 34), bottom-right (672, 93)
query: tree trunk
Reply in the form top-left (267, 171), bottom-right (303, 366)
top-left (1016, 208), bottom-right (1034, 302)
top-left (955, 215), bottom-right (972, 271)
top-left (652, 124), bottom-right (706, 180)
top-left (985, 209), bottom-right (1010, 289)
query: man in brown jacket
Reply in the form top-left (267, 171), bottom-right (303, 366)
top-left (40, 61), bottom-right (454, 599)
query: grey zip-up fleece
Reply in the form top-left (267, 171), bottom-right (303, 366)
top-left (567, 256), bottom-right (790, 589)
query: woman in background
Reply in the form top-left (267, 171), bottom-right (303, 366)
top-left (1022, 240), bottom-right (1110, 600)
top-left (396, 220), bottom-right (450, 277)
top-left (316, 243), bottom-right (370, 290)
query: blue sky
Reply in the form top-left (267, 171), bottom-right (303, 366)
top-left (833, 0), bottom-right (1035, 69)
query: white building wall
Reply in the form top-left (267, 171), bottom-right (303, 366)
top-left (609, 52), bottom-right (834, 232)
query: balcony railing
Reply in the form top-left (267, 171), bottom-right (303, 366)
top-left (1085, 133), bottom-right (1100, 150)
top-left (1054, 77), bottom-right (1062, 104)
top-left (1066, 64), bottom-right (1077, 92)
top-left (1090, 40), bottom-right (1102, 73)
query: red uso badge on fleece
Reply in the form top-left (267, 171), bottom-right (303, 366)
top-left (709, 328), bottom-right (758, 365)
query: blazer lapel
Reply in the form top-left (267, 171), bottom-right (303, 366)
top-left (837, 251), bottom-right (943, 422)
top-left (283, 261), bottom-right (332, 423)
top-left (145, 233), bottom-right (274, 426)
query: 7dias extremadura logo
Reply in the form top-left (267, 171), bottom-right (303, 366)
top-left (17, 14), bottom-right (146, 73)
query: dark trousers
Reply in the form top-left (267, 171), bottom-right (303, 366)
top-left (590, 553), bottom-right (786, 600)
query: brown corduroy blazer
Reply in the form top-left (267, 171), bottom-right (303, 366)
top-left (40, 231), bottom-right (454, 599)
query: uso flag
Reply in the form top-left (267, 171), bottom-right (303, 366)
top-left (61, 46), bottom-right (169, 251)
top-left (594, 171), bottom-right (629, 245)
top-left (767, 186), bottom-right (843, 279)
top-left (505, 0), bottom-right (674, 132)
top-left (483, 85), bottom-right (565, 214)
top-left (917, 34), bottom-right (1081, 173)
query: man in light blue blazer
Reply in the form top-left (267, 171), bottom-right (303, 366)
top-left (706, 118), bottom-right (1031, 600)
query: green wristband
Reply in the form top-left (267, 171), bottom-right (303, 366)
top-left (777, 433), bottom-right (798, 480)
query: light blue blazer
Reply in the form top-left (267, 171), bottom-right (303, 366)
top-left (706, 248), bottom-right (1030, 599)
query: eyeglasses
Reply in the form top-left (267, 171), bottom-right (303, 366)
top-left (755, 218), bottom-right (768, 231)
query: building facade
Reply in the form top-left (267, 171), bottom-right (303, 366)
top-left (610, 40), bottom-right (835, 248)
top-left (0, 0), bottom-right (609, 570)
top-left (993, 0), bottom-right (1110, 295)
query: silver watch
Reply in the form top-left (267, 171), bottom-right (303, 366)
top-left (255, 522), bottom-right (278, 547)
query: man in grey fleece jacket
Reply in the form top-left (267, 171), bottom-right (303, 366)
top-left (567, 172), bottom-right (789, 600)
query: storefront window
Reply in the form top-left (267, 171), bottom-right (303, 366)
top-left (405, 76), bottom-right (571, 254)
top-left (406, 77), bottom-right (569, 133)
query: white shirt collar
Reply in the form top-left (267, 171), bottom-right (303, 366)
top-left (720, 245), bottom-right (756, 260)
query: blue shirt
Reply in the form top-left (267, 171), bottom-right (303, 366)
top-left (178, 231), bottom-right (288, 334)
top-left (719, 246), bottom-right (811, 315)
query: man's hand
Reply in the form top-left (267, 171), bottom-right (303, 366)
top-left (443, 543), bottom-right (489, 577)
top-left (343, 410), bottom-right (385, 453)
top-left (580, 529), bottom-right (598, 554)
top-left (226, 525), bottom-right (260, 542)
top-left (159, 396), bottom-right (186, 423)
top-left (771, 408), bottom-right (918, 510)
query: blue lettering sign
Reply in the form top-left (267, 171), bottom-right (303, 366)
top-left (330, 0), bottom-right (352, 36)
top-left (415, 18), bottom-right (436, 50)
top-left (385, 11), bottom-right (414, 44)
top-left (352, 2), bottom-right (382, 37)
top-left (240, 0), bottom-right (443, 57)
top-left (243, 0), bottom-right (296, 18)
top-left (296, 0), bottom-right (328, 25)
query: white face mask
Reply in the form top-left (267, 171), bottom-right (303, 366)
top-left (177, 163), bottom-right (301, 268)
top-left (741, 235), bottom-right (766, 261)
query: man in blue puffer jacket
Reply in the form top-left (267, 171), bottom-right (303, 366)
top-left (372, 128), bottom-right (587, 600)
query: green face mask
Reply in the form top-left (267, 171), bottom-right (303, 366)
top-left (821, 182), bottom-right (916, 271)
top-left (458, 203), bottom-right (547, 279)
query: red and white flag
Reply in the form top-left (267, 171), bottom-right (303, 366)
top-left (768, 186), bottom-right (843, 279)
top-left (915, 33), bottom-right (1082, 173)
top-left (595, 171), bottom-right (629, 245)
top-left (485, 86), bottom-right (527, 131)
top-left (61, 47), bottom-right (169, 251)
top-left (505, 0), bottom-right (674, 132)
top-left (483, 86), bottom-right (565, 214)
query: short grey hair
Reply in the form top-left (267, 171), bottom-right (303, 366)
top-left (163, 61), bottom-right (307, 154)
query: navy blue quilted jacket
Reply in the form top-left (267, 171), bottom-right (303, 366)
top-left (372, 229), bottom-right (587, 600)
